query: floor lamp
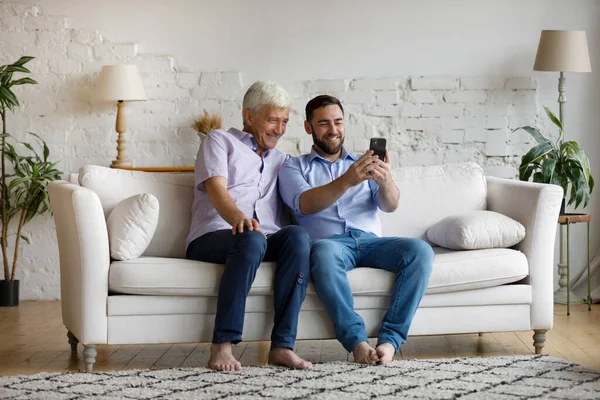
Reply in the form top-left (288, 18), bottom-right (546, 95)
top-left (96, 64), bottom-right (147, 168)
top-left (533, 30), bottom-right (592, 304)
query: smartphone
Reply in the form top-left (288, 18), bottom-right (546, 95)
top-left (369, 138), bottom-right (387, 161)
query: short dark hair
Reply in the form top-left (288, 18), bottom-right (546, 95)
top-left (305, 95), bottom-right (344, 122)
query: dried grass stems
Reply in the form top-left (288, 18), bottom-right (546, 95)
top-left (193, 110), bottom-right (222, 138)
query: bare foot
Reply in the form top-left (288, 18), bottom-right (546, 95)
top-left (376, 343), bottom-right (395, 365)
top-left (268, 347), bottom-right (312, 369)
top-left (208, 343), bottom-right (242, 371)
top-left (352, 341), bottom-right (379, 365)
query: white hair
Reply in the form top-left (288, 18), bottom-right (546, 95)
top-left (242, 81), bottom-right (291, 115)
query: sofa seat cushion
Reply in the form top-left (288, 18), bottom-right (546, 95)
top-left (420, 247), bottom-right (527, 293)
top-left (108, 247), bottom-right (528, 296)
top-left (339, 247), bottom-right (527, 295)
top-left (109, 257), bottom-right (278, 296)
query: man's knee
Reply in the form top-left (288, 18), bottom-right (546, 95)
top-left (281, 225), bottom-right (311, 250)
top-left (406, 238), bottom-right (434, 276)
top-left (235, 230), bottom-right (267, 254)
top-left (310, 240), bottom-right (342, 276)
top-left (311, 240), bottom-right (337, 259)
top-left (277, 226), bottom-right (311, 278)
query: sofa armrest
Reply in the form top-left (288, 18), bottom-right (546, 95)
top-left (486, 176), bottom-right (563, 330)
top-left (49, 181), bottom-right (110, 345)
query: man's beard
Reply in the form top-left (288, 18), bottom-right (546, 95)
top-left (311, 129), bottom-right (344, 155)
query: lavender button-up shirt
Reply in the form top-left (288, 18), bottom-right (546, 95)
top-left (186, 128), bottom-right (288, 250)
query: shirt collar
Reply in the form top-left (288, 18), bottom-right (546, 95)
top-left (308, 146), bottom-right (357, 164)
top-left (228, 127), bottom-right (264, 155)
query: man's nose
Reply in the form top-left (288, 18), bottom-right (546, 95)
top-left (274, 122), bottom-right (285, 134)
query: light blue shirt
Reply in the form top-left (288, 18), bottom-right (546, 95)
top-left (279, 147), bottom-right (382, 241)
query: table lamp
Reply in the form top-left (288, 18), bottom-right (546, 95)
top-left (96, 64), bottom-right (146, 168)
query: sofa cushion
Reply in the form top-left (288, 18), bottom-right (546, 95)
top-left (79, 165), bottom-right (195, 258)
top-left (381, 162), bottom-right (487, 241)
top-left (108, 247), bottom-right (528, 296)
top-left (426, 210), bottom-right (526, 250)
top-left (107, 194), bottom-right (160, 260)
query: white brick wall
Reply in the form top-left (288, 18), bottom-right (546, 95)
top-left (0, 1), bottom-right (542, 300)
top-left (460, 77), bottom-right (506, 90)
top-left (411, 77), bottom-right (458, 90)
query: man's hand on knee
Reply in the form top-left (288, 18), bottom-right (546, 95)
top-left (232, 218), bottom-right (264, 235)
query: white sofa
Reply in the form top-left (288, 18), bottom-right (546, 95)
top-left (48, 162), bottom-right (563, 372)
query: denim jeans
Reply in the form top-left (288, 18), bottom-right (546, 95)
top-left (311, 229), bottom-right (434, 352)
top-left (186, 225), bottom-right (310, 349)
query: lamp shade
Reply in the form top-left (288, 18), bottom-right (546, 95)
top-left (96, 64), bottom-right (147, 101)
top-left (533, 30), bottom-right (592, 72)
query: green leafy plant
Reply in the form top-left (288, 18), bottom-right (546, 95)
top-left (1, 56), bottom-right (62, 282)
top-left (514, 105), bottom-right (594, 209)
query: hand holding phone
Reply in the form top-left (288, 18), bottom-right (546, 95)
top-left (369, 138), bottom-right (387, 162)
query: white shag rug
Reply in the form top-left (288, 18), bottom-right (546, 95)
top-left (1, 355), bottom-right (599, 399)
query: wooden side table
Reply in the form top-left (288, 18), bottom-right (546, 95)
top-left (555, 213), bottom-right (592, 315)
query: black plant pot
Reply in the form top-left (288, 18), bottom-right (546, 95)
top-left (559, 198), bottom-right (566, 216)
top-left (0, 280), bottom-right (19, 307)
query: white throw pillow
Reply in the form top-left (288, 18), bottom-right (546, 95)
top-left (107, 194), bottom-right (160, 260)
top-left (426, 210), bottom-right (526, 250)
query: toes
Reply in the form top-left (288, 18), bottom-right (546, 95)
top-left (211, 361), bottom-right (242, 372)
top-left (370, 350), bottom-right (380, 364)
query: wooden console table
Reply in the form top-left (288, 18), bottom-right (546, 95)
top-left (112, 166), bottom-right (194, 173)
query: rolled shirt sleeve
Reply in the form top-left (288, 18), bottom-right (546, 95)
top-left (279, 157), bottom-right (312, 216)
top-left (368, 178), bottom-right (381, 209)
top-left (195, 131), bottom-right (229, 191)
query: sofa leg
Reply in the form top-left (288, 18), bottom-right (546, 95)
top-left (83, 345), bottom-right (97, 372)
top-left (67, 331), bottom-right (79, 353)
top-left (533, 330), bottom-right (547, 354)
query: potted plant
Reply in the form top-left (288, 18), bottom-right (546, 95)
top-left (513, 106), bottom-right (594, 214)
top-left (1, 56), bottom-right (62, 306)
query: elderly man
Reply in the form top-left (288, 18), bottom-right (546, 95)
top-left (279, 95), bottom-right (433, 365)
top-left (186, 81), bottom-right (312, 371)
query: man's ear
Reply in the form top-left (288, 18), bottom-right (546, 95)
top-left (243, 109), bottom-right (253, 127)
top-left (304, 120), bottom-right (312, 135)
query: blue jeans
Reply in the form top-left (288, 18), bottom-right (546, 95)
top-left (311, 229), bottom-right (433, 352)
top-left (186, 225), bottom-right (310, 349)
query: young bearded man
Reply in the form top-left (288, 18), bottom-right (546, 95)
top-left (279, 95), bottom-right (434, 365)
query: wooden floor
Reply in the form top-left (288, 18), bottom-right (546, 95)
top-left (1, 301), bottom-right (599, 376)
